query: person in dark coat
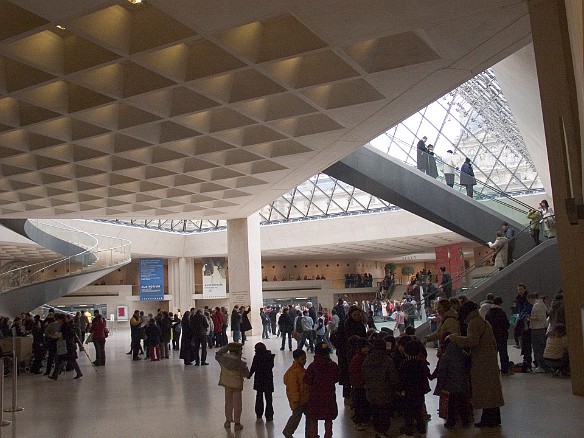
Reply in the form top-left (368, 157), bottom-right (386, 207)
top-left (50, 315), bottom-right (83, 380)
top-left (333, 299), bottom-right (346, 323)
top-left (144, 318), bottom-right (162, 361)
top-left (362, 339), bottom-right (399, 437)
top-left (191, 309), bottom-right (209, 366)
top-left (130, 310), bottom-right (143, 360)
top-left (485, 296), bottom-right (511, 374)
top-left (179, 310), bottom-right (193, 365)
top-left (159, 311), bottom-right (172, 359)
top-left (240, 306), bottom-right (252, 345)
top-left (278, 307), bottom-right (295, 351)
top-left (416, 136), bottom-right (429, 173)
top-left (460, 157), bottom-right (476, 197)
top-left (513, 283), bottom-right (528, 348)
top-left (398, 341), bottom-right (431, 437)
top-left (268, 306), bottom-right (278, 336)
top-left (330, 319), bottom-right (351, 404)
top-left (230, 306), bottom-right (242, 343)
top-left (171, 313), bottom-right (181, 350)
top-left (304, 342), bottom-right (341, 438)
top-left (434, 333), bottom-right (471, 429)
top-left (344, 306), bottom-right (367, 340)
top-left (349, 337), bottom-right (371, 430)
top-left (427, 144), bottom-right (438, 178)
top-left (29, 315), bottom-right (46, 374)
top-left (248, 342), bottom-right (275, 421)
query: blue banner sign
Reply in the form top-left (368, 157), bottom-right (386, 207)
top-left (139, 258), bottom-right (164, 301)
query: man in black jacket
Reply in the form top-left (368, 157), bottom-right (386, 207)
top-left (191, 309), bottom-right (209, 366)
top-left (231, 306), bottom-right (242, 343)
top-left (278, 307), bottom-right (295, 351)
top-left (439, 266), bottom-right (452, 299)
top-left (333, 299), bottom-right (346, 323)
top-left (268, 306), bottom-right (278, 336)
top-left (485, 296), bottom-right (511, 374)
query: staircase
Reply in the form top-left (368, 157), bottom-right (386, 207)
top-left (0, 219), bottom-right (131, 317)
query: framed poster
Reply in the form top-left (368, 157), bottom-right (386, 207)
top-left (202, 257), bottom-right (227, 298)
top-left (139, 258), bottom-right (164, 301)
top-left (117, 305), bottom-right (129, 321)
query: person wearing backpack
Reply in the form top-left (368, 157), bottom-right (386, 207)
top-left (293, 309), bottom-right (304, 349)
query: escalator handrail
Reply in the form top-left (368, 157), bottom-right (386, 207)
top-left (370, 138), bottom-right (538, 214)
top-left (440, 222), bottom-right (535, 293)
top-left (430, 152), bottom-right (536, 212)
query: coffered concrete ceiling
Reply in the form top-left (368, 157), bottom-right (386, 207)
top-left (0, 0), bottom-right (531, 219)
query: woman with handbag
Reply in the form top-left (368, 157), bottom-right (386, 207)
top-left (89, 312), bottom-right (107, 366)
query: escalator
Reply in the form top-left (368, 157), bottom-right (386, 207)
top-left (0, 219), bottom-right (131, 317)
top-left (324, 143), bottom-right (560, 337)
top-left (324, 144), bottom-right (535, 257)
top-left (415, 231), bottom-right (559, 338)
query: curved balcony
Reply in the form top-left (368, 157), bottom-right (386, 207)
top-left (0, 219), bottom-right (131, 316)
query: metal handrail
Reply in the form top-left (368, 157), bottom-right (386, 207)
top-left (449, 222), bottom-right (542, 296)
top-left (410, 148), bottom-right (536, 218)
top-left (1, 220), bottom-right (131, 293)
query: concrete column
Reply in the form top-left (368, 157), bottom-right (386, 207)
top-left (227, 213), bottom-right (263, 336)
top-left (528, 0), bottom-right (584, 395)
top-left (168, 257), bottom-right (194, 314)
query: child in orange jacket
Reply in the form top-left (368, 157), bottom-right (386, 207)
top-left (283, 349), bottom-right (309, 438)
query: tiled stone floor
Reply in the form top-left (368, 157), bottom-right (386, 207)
top-left (2, 326), bottom-right (583, 438)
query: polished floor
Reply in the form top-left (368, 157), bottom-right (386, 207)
top-left (2, 327), bottom-right (583, 438)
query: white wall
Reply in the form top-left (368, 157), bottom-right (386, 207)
top-left (492, 44), bottom-right (553, 198)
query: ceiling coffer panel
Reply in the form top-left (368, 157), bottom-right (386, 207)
top-left (0, 1), bottom-right (532, 219)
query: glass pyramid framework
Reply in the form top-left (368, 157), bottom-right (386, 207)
top-left (97, 69), bottom-right (543, 234)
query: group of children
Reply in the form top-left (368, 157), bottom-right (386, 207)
top-left (215, 340), bottom-right (341, 437)
top-left (348, 333), bottom-right (431, 438)
top-left (215, 329), bottom-right (459, 438)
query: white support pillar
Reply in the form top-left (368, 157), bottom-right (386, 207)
top-left (227, 213), bottom-right (263, 336)
top-left (168, 257), bottom-right (195, 314)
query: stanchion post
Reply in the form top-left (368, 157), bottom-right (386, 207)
top-left (0, 358), bottom-right (12, 426)
top-left (4, 328), bottom-right (23, 413)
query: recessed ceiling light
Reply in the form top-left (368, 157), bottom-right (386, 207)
top-left (56, 25), bottom-right (66, 30)
top-left (128, 0), bottom-right (143, 4)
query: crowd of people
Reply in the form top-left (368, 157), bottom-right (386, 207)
top-left (0, 274), bottom-right (568, 437)
top-left (213, 286), bottom-right (569, 437)
top-left (344, 273), bottom-right (374, 288)
top-left (263, 274), bottom-right (327, 281)
top-left (215, 301), bottom-right (436, 437)
top-left (0, 309), bottom-right (108, 380)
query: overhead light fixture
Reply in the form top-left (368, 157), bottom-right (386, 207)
top-left (128, 0), bottom-right (143, 4)
top-left (56, 25), bottom-right (66, 30)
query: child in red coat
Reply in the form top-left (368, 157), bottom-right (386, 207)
top-left (304, 342), bottom-right (341, 438)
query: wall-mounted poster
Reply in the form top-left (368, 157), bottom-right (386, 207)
top-left (117, 305), bottom-right (129, 321)
top-left (202, 257), bottom-right (227, 298)
top-left (139, 258), bottom-right (164, 301)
